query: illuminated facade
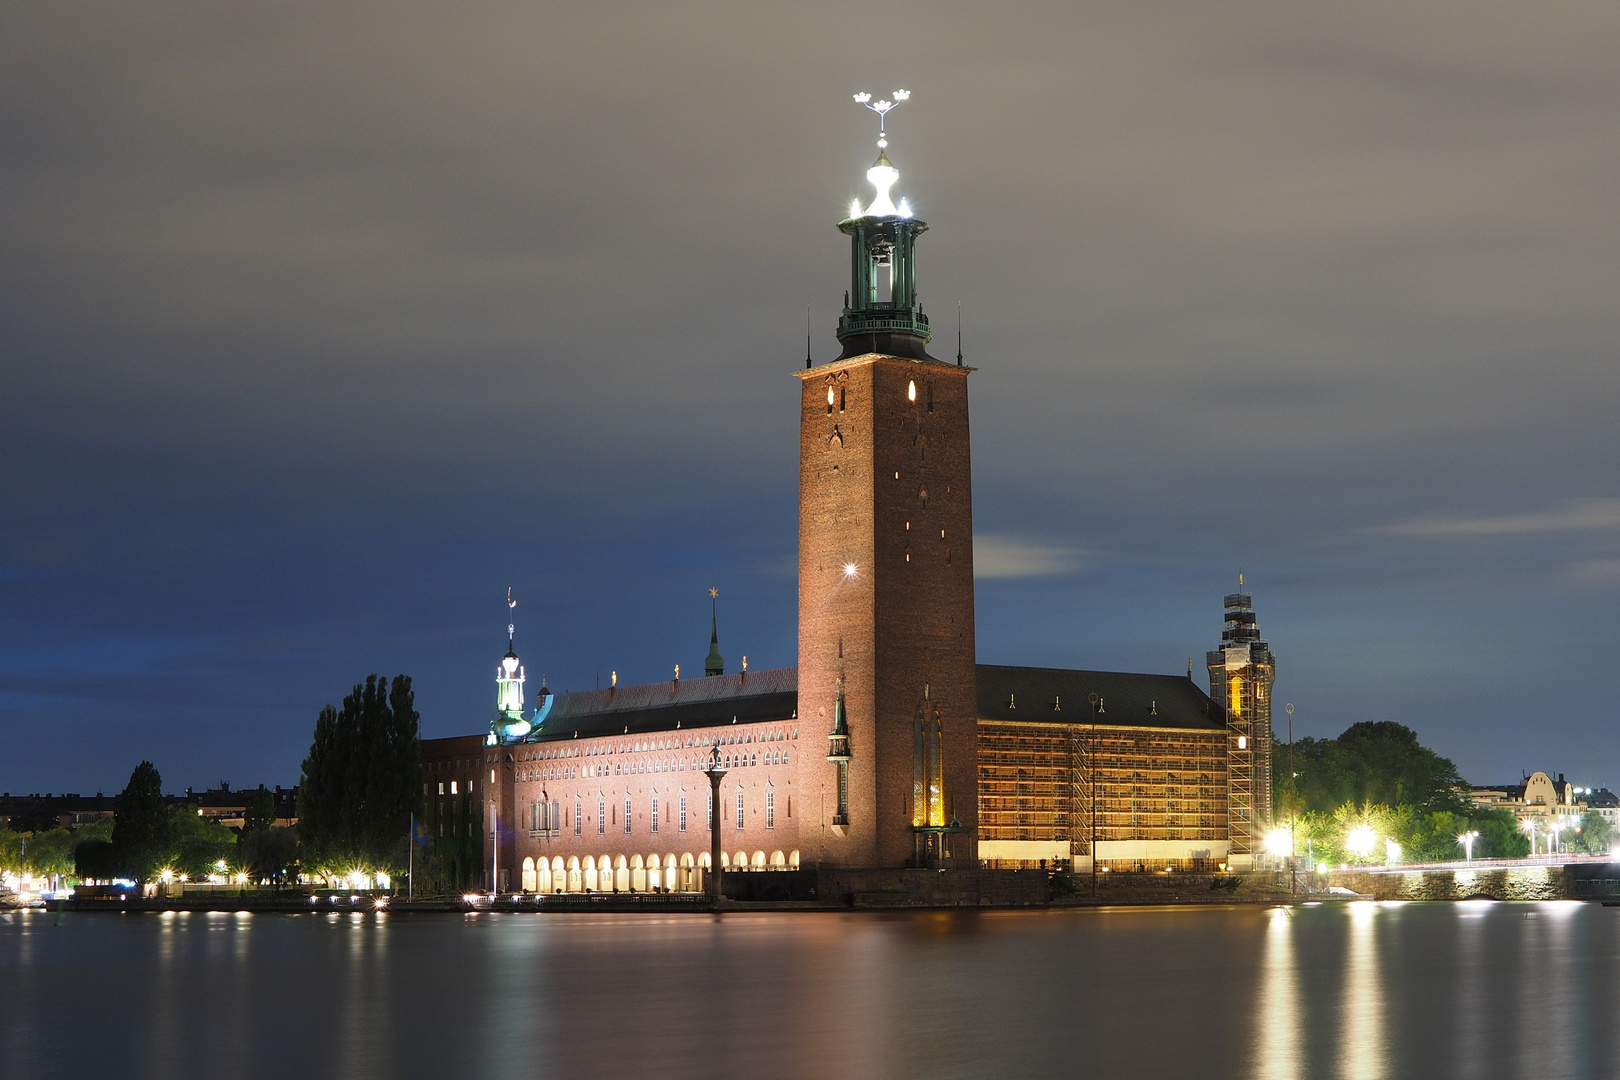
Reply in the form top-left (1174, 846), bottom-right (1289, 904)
top-left (419, 93), bottom-right (1268, 891)
top-left (1471, 772), bottom-right (1589, 853)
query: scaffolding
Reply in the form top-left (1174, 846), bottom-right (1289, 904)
top-left (1208, 591), bottom-right (1276, 860)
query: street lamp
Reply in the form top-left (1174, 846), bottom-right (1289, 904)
top-left (1285, 702), bottom-right (1296, 896)
top-left (1548, 819), bottom-right (1566, 857)
top-left (1520, 817), bottom-right (1537, 858)
top-left (1457, 830), bottom-right (1479, 864)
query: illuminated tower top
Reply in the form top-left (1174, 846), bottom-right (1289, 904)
top-left (836, 90), bottom-right (933, 361)
top-left (491, 589), bottom-right (533, 743)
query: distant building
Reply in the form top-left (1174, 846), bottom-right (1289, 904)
top-left (1471, 771), bottom-right (1586, 852)
top-left (0, 793), bottom-right (118, 831)
top-left (0, 786), bottom-right (296, 834)
top-left (190, 784), bottom-right (298, 830)
top-left (1585, 787), bottom-right (1620, 830)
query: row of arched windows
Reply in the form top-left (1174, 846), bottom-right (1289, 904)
top-left (517, 850), bottom-right (800, 894)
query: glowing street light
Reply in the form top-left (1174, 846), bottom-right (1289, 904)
top-left (1264, 828), bottom-right (1295, 857)
top-left (1346, 826), bottom-right (1377, 860)
top-left (1520, 817), bottom-right (1538, 857)
top-left (1384, 838), bottom-right (1402, 866)
top-left (1457, 830), bottom-right (1480, 864)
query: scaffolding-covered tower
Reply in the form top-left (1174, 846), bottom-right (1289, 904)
top-left (1207, 590), bottom-right (1275, 869)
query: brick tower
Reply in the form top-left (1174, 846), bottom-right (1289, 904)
top-left (797, 92), bottom-right (977, 868)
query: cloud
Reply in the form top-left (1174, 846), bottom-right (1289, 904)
top-left (1375, 498), bottom-right (1620, 537)
top-left (973, 536), bottom-right (1087, 579)
top-left (1567, 559), bottom-right (1620, 585)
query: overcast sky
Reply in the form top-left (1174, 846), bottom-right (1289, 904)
top-left (4, 1), bottom-right (1618, 796)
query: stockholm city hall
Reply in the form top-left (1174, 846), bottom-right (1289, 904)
top-left (420, 94), bottom-right (1277, 895)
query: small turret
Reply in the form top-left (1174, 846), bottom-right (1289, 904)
top-left (827, 680), bottom-right (851, 830)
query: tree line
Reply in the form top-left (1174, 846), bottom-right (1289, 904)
top-left (1272, 720), bottom-right (1612, 864)
top-left (3, 673), bottom-right (423, 888)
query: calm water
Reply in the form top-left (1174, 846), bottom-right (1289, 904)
top-left (3, 901), bottom-right (1618, 1079)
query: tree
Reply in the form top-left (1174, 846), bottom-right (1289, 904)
top-left (75, 838), bottom-right (119, 881)
top-left (21, 828), bottom-right (79, 876)
top-left (298, 674), bottom-right (422, 873)
top-left (1277, 721), bottom-right (1470, 817)
top-left (239, 826), bottom-right (300, 884)
top-left (1474, 806), bottom-right (1530, 859)
top-left (1574, 810), bottom-right (1614, 856)
top-left (171, 809), bottom-right (238, 879)
top-left (243, 785), bottom-right (277, 834)
top-left (111, 761), bottom-right (177, 883)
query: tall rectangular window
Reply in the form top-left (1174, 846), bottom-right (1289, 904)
top-left (624, 795), bottom-right (633, 834)
top-left (574, 800), bottom-right (582, 836)
top-left (736, 788), bottom-right (745, 831)
top-left (766, 788), bottom-right (775, 829)
top-left (651, 794), bottom-right (660, 835)
top-left (597, 796), bottom-right (605, 835)
top-left (679, 792), bottom-right (688, 834)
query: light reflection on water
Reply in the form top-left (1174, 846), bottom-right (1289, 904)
top-left (1339, 902), bottom-right (1386, 1080)
top-left (3, 902), bottom-right (1620, 1080)
top-left (1255, 907), bottom-right (1301, 1080)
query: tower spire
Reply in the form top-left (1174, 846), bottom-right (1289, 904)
top-left (705, 587), bottom-right (725, 677)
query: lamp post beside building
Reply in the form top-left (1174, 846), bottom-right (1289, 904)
top-left (1286, 702), bottom-right (1295, 897)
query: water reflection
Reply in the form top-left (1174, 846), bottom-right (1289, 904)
top-left (1339, 902), bottom-right (1386, 1080)
top-left (1254, 908), bottom-right (1301, 1080)
top-left (4, 903), bottom-right (1620, 1080)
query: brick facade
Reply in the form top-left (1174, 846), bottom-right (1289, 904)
top-left (796, 354), bottom-right (977, 867)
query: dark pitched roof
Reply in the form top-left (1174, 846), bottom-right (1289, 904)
top-left (524, 663), bottom-right (1223, 743)
top-left (1588, 788), bottom-right (1620, 808)
top-left (975, 665), bottom-right (1224, 730)
top-left (532, 667), bottom-right (797, 742)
